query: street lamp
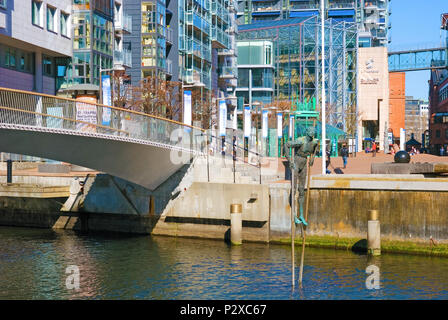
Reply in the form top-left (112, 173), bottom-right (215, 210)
top-left (320, 0), bottom-right (326, 175)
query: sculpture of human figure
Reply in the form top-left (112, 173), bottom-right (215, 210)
top-left (285, 126), bottom-right (319, 226)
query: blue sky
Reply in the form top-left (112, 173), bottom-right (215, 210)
top-left (389, 0), bottom-right (448, 101)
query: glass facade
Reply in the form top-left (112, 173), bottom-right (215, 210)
top-left (140, 1), bottom-right (167, 80)
top-left (237, 0), bottom-right (391, 47)
top-left (63, 1), bottom-right (114, 87)
top-left (236, 40), bottom-right (274, 110)
top-left (237, 17), bottom-right (358, 131)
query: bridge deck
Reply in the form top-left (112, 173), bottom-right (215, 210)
top-left (388, 47), bottom-right (447, 72)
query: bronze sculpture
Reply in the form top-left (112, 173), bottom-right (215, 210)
top-left (285, 126), bottom-right (319, 226)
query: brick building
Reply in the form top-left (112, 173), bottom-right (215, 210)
top-left (429, 69), bottom-right (448, 154)
top-left (389, 72), bottom-right (405, 144)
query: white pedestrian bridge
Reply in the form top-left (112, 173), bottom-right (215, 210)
top-left (0, 87), bottom-right (205, 190)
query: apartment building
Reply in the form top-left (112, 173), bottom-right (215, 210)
top-left (124, 0), bottom-right (238, 125)
top-left (0, 0), bottom-right (72, 94)
top-left (236, 0), bottom-right (391, 47)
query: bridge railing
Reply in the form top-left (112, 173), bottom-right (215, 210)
top-left (0, 87), bottom-right (205, 154)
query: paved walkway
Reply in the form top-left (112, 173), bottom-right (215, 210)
top-left (309, 152), bottom-right (445, 175)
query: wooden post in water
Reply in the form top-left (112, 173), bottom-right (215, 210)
top-left (368, 210), bottom-right (381, 256)
top-left (298, 140), bottom-right (318, 288)
top-left (230, 204), bottom-right (243, 245)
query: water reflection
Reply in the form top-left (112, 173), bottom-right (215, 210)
top-left (0, 226), bottom-right (448, 299)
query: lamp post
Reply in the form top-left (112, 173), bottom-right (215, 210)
top-left (320, 0), bottom-right (326, 175)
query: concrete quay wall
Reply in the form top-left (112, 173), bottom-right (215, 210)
top-left (270, 175), bottom-right (448, 244)
top-left (1, 173), bottom-right (448, 249)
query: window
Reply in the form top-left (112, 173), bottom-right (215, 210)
top-left (43, 56), bottom-right (54, 77)
top-left (1, 45), bottom-right (34, 73)
top-left (32, 1), bottom-right (43, 27)
top-left (47, 5), bottom-right (57, 32)
top-left (436, 130), bottom-right (441, 138)
top-left (0, 0), bottom-right (6, 9)
top-left (5, 48), bottom-right (16, 68)
top-left (61, 12), bottom-right (70, 37)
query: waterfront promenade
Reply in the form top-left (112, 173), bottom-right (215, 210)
top-left (0, 152), bottom-right (445, 180)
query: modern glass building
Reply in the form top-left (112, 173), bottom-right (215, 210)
top-left (54, 0), bottom-right (131, 94)
top-left (235, 40), bottom-right (274, 109)
top-left (124, 0), bottom-right (238, 126)
top-left (236, 0), bottom-right (391, 47)
top-left (237, 16), bottom-right (358, 134)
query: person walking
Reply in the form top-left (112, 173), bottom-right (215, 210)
top-left (372, 141), bottom-right (377, 157)
top-left (440, 146), bottom-right (445, 156)
top-left (325, 149), bottom-right (332, 174)
top-left (340, 144), bottom-right (349, 169)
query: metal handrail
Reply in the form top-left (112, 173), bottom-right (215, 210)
top-left (199, 132), bottom-right (264, 184)
top-left (0, 87), bottom-right (204, 132)
top-left (0, 105), bottom-right (130, 135)
top-left (0, 87), bottom-right (205, 154)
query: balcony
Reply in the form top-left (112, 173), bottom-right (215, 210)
top-left (371, 29), bottom-right (387, 39)
top-left (114, 48), bottom-right (132, 68)
top-left (166, 27), bottom-right (174, 45)
top-left (252, 3), bottom-right (282, 12)
top-left (218, 49), bottom-right (236, 56)
top-left (289, 3), bottom-right (318, 10)
top-left (218, 66), bottom-right (237, 79)
top-left (183, 67), bottom-right (211, 88)
top-left (166, 59), bottom-right (173, 75)
top-left (114, 13), bottom-right (132, 34)
top-left (211, 1), bottom-right (230, 25)
top-left (186, 11), bottom-right (210, 35)
top-left (328, 1), bottom-right (355, 9)
top-left (211, 26), bottom-right (230, 49)
top-left (185, 38), bottom-right (212, 62)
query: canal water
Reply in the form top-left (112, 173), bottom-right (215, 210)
top-left (0, 226), bottom-right (447, 300)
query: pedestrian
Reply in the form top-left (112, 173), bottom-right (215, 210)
top-left (340, 143), bottom-right (349, 169)
top-left (440, 146), bottom-right (444, 156)
top-left (372, 141), bottom-right (377, 157)
top-left (326, 149), bottom-right (332, 174)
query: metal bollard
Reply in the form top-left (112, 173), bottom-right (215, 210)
top-left (230, 204), bottom-right (242, 245)
top-left (367, 209), bottom-right (381, 256)
top-left (6, 159), bottom-right (12, 184)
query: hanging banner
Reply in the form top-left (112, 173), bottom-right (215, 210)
top-left (262, 110), bottom-right (268, 139)
top-left (47, 107), bottom-right (63, 128)
top-left (219, 100), bottom-right (227, 137)
top-left (289, 115), bottom-right (294, 138)
top-left (76, 101), bottom-right (97, 132)
top-left (183, 90), bottom-right (192, 127)
top-left (244, 106), bottom-right (251, 138)
top-left (232, 107), bottom-right (238, 130)
top-left (101, 75), bottom-right (112, 126)
top-left (35, 96), bottom-right (43, 127)
top-left (277, 113), bottom-right (282, 138)
top-left (101, 75), bottom-right (112, 106)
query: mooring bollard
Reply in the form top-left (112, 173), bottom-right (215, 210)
top-left (367, 209), bottom-right (381, 256)
top-left (230, 204), bottom-right (242, 245)
top-left (6, 159), bottom-right (12, 184)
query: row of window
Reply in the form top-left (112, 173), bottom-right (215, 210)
top-left (439, 85), bottom-right (448, 104)
top-left (32, 0), bottom-right (70, 37)
top-left (0, 44), bottom-right (57, 77)
top-left (0, 44), bottom-right (34, 74)
top-left (434, 129), bottom-right (448, 140)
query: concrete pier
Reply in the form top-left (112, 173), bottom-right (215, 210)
top-left (367, 210), bottom-right (381, 256)
top-left (230, 204), bottom-right (242, 245)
